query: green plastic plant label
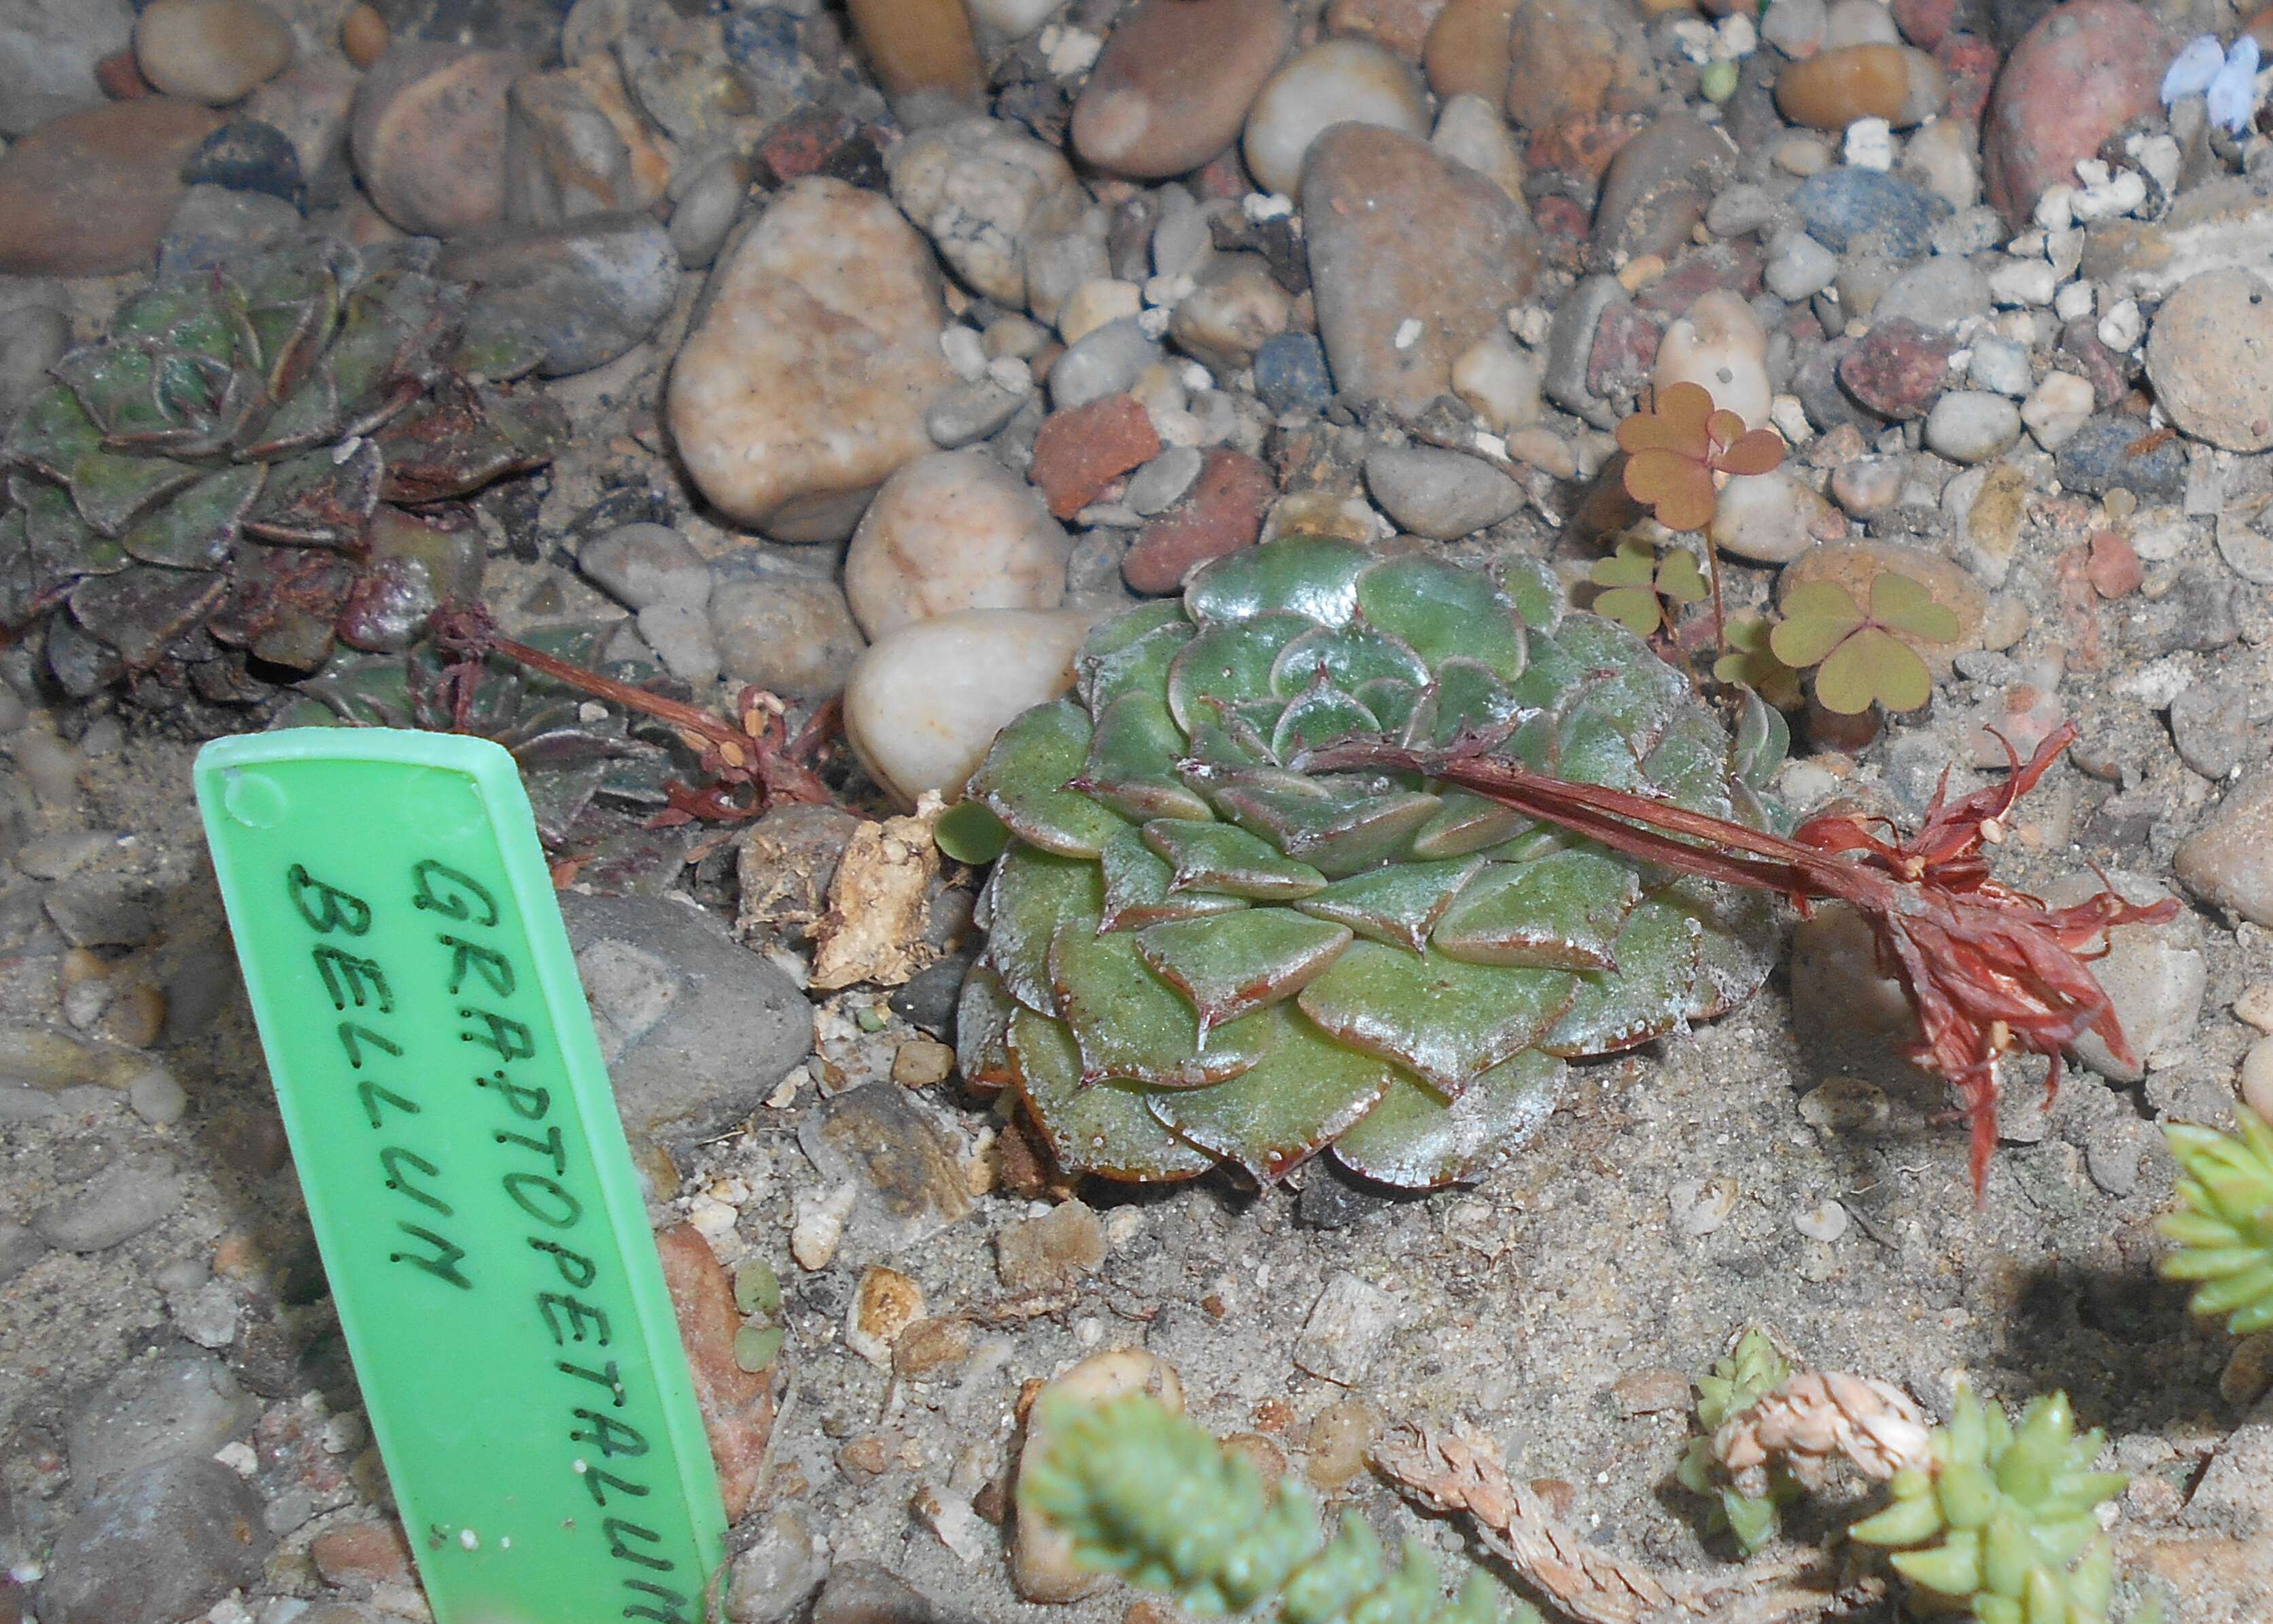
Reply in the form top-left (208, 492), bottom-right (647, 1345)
top-left (194, 728), bottom-right (728, 1624)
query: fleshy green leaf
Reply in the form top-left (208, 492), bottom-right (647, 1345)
top-left (1097, 824), bottom-right (1248, 932)
top-left (1328, 1047), bottom-right (1565, 1189)
top-left (1430, 848), bottom-right (1639, 970)
top-left (1356, 554), bottom-right (1527, 684)
top-left (1136, 910), bottom-right (1353, 1031)
top-left (1297, 941), bottom-right (1575, 1095)
top-left (1008, 1009), bottom-right (1213, 1181)
top-left (1294, 856), bottom-right (1487, 952)
top-left (981, 846), bottom-right (1105, 1016)
top-left (1142, 818), bottom-right (1328, 900)
top-left (1145, 1003), bottom-right (1393, 1184)
top-left (1185, 533), bottom-right (1369, 626)
top-left (970, 699), bottom-right (1128, 857)
top-left (1051, 925), bottom-right (1271, 1087)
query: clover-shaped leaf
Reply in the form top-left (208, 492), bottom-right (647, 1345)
top-left (1616, 381), bottom-right (1786, 534)
top-left (1712, 611), bottom-right (1804, 708)
top-left (1589, 538), bottom-right (1706, 636)
top-left (1769, 573), bottom-right (1960, 715)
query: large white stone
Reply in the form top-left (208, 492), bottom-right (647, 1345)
top-left (886, 115), bottom-right (1089, 309)
top-left (842, 449), bottom-right (1070, 638)
top-left (667, 177), bottom-right (956, 542)
top-left (1243, 38), bottom-right (1429, 198)
top-left (843, 608), bottom-right (1096, 807)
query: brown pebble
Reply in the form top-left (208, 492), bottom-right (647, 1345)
top-left (1221, 1431), bottom-right (1288, 1483)
top-left (892, 1037), bottom-right (956, 1088)
top-left (1423, 0), bottom-right (1516, 101)
top-left (892, 1315), bottom-right (975, 1378)
top-left (342, 4), bottom-right (389, 69)
top-left (97, 984), bottom-right (167, 1049)
top-left (0, 99), bottom-right (224, 276)
top-left (1610, 1366), bottom-right (1693, 1416)
top-left (655, 1224), bottom-right (776, 1523)
top-left (996, 1198), bottom-right (1107, 1291)
top-left (1775, 44), bottom-right (1913, 131)
top-left (309, 1519), bottom-right (415, 1592)
top-left (837, 1435), bottom-right (890, 1481)
top-left (1304, 1395), bottom-right (1386, 1489)
top-left (94, 50), bottom-right (153, 99)
top-left (843, 0), bottom-right (984, 105)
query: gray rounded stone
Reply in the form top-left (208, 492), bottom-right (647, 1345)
top-left (38, 1457), bottom-right (272, 1624)
top-left (1364, 444), bottom-right (1522, 540)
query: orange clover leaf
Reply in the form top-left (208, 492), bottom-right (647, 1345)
top-left (1616, 381), bottom-right (1786, 534)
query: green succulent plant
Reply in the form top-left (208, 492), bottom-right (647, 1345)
top-left (1018, 1391), bottom-right (1536, 1624)
top-left (2158, 1105), bottom-right (2273, 1334)
top-left (955, 534), bottom-right (1786, 1189)
top-left (1, 237), bottom-right (560, 710)
top-left (1676, 1330), bottom-right (1795, 1554)
top-left (1848, 1385), bottom-right (2127, 1624)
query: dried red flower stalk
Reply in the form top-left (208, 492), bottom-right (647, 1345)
top-left (428, 603), bottom-right (835, 823)
top-left (1303, 722), bottom-right (2178, 1201)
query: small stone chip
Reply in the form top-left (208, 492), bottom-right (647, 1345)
top-left (996, 1199), bottom-right (1106, 1292)
top-left (1293, 1271), bottom-right (1400, 1386)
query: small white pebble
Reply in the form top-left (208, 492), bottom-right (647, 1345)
top-left (2128, 132), bottom-right (2181, 194)
top-left (937, 326), bottom-right (986, 381)
top-left (791, 1182), bottom-right (856, 1271)
top-left (1393, 317), bottom-right (1423, 351)
top-left (1039, 23), bottom-right (1100, 75)
top-left (984, 354), bottom-right (1032, 394)
top-left (1712, 12), bottom-right (1757, 58)
top-left (2074, 157), bottom-right (2111, 188)
top-left (213, 1442), bottom-right (258, 1476)
top-left (1135, 305), bottom-right (1173, 340)
top-left (1769, 393), bottom-right (1814, 445)
top-left (1945, 347), bottom-right (1974, 371)
top-left (687, 1195), bottom-right (738, 1239)
top-left (1243, 191), bottom-right (1294, 222)
top-left (1141, 272), bottom-right (1192, 308)
top-left (459, 1528), bottom-right (479, 1551)
top-left (1988, 259), bottom-right (2059, 307)
top-left (1510, 305), bottom-right (1553, 346)
top-left (1473, 428), bottom-right (1509, 460)
top-left (2033, 184), bottom-right (2075, 230)
top-left (1843, 117), bottom-right (1894, 171)
top-left (1671, 16), bottom-right (1715, 62)
top-left (2053, 279), bottom-right (2096, 322)
top-left (1795, 1200), bottom-right (1851, 1243)
top-left (1178, 359), bottom-right (1214, 392)
top-left (2097, 297), bottom-right (2144, 351)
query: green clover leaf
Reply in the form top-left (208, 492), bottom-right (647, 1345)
top-left (1768, 574), bottom-right (1954, 716)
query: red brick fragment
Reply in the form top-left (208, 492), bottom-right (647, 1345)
top-left (657, 1223), bottom-right (776, 1523)
top-left (1028, 394), bottom-right (1162, 520)
top-left (2085, 530), bottom-right (2142, 599)
top-left (1124, 448), bottom-right (1276, 594)
top-left (309, 1519), bottom-right (416, 1593)
top-left (757, 105), bottom-right (863, 186)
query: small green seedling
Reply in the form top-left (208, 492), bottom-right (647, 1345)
top-left (2159, 1105), bottom-right (2273, 1334)
top-left (1769, 573), bottom-right (1960, 715)
top-left (1676, 1330), bottom-right (1795, 1554)
top-left (1019, 1392), bottom-right (1537, 1623)
top-left (1589, 538), bottom-right (1707, 639)
top-left (731, 1259), bottom-right (786, 1374)
top-left (1710, 612), bottom-right (1805, 710)
top-left (1850, 1385), bottom-right (2128, 1624)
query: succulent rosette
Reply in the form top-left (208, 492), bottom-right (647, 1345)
top-left (1, 238), bottom-right (560, 710)
top-left (955, 535), bottom-right (1788, 1189)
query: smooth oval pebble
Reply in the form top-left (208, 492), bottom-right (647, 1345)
top-left (1981, 0), bottom-right (2173, 228)
top-left (1652, 287), bottom-right (1771, 429)
top-left (351, 43), bottom-right (521, 236)
top-left (1243, 38), bottom-right (1429, 198)
top-left (1709, 469), bottom-right (1829, 563)
top-left (0, 99), bottom-right (224, 276)
top-left (709, 575), bottom-right (868, 701)
top-left (843, 449), bottom-right (1071, 638)
top-left (1776, 44), bottom-right (1928, 131)
top-left (1923, 390), bottom-right (2022, 462)
top-left (2145, 269), bottom-right (2273, 453)
top-left (1072, 0), bottom-right (1294, 179)
top-left (341, 3), bottom-right (389, 68)
top-left (843, 607), bottom-right (1098, 806)
top-left (135, 0), bottom-right (291, 106)
top-left (1364, 444), bottom-right (1523, 539)
top-left (1424, 0), bottom-right (1516, 103)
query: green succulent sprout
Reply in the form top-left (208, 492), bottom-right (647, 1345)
top-left (956, 535), bottom-right (1787, 1188)
top-left (1, 237), bottom-right (560, 712)
top-left (1768, 572), bottom-right (1959, 715)
top-left (2158, 1105), bottom-right (2273, 1334)
top-left (1848, 1385), bottom-right (2127, 1624)
top-left (1676, 1330), bottom-right (1795, 1554)
top-left (1018, 1392), bottom-right (1537, 1624)
top-left (1588, 538), bottom-right (1707, 639)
